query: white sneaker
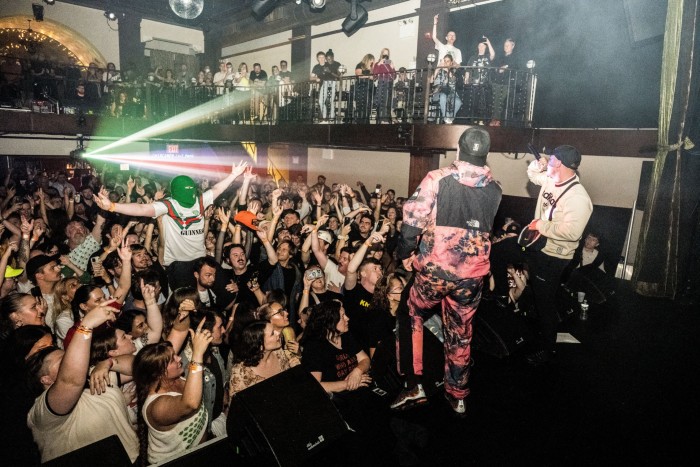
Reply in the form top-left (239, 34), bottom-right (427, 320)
top-left (444, 392), bottom-right (466, 417)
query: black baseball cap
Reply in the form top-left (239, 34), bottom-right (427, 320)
top-left (551, 145), bottom-right (581, 170)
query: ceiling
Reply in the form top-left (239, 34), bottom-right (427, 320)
top-left (56, 0), bottom-right (411, 41)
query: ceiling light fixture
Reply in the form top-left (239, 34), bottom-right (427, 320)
top-left (251, 0), bottom-right (279, 20)
top-left (342, 0), bottom-right (368, 36)
top-left (309, 0), bottom-right (326, 10)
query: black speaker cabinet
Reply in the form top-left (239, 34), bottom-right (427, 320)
top-left (43, 435), bottom-right (131, 467)
top-left (226, 365), bottom-right (349, 467)
top-left (159, 436), bottom-right (238, 466)
top-left (473, 298), bottom-right (533, 358)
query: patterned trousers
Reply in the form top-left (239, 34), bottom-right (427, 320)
top-left (406, 271), bottom-right (483, 399)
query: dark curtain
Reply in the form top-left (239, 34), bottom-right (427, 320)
top-left (633, 0), bottom-right (700, 298)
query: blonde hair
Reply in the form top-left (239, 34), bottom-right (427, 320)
top-left (360, 54), bottom-right (375, 71)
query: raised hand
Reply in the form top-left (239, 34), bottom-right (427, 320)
top-left (189, 319), bottom-right (213, 361)
top-left (231, 160), bottom-right (249, 179)
top-left (242, 165), bottom-right (256, 182)
top-left (94, 187), bottom-right (111, 209)
top-left (177, 299), bottom-right (196, 322)
top-left (311, 189), bottom-right (323, 206)
top-left (216, 207), bottom-right (231, 225)
top-left (20, 215), bottom-right (33, 236)
top-left (117, 238), bottom-right (132, 263)
top-left (316, 214), bottom-right (329, 228)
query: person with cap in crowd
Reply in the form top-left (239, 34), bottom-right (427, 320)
top-left (93, 161), bottom-right (248, 290)
top-left (25, 254), bottom-right (62, 330)
top-left (1, 241), bottom-right (22, 298)
top-left (393, 127), bottom-right (502, 417)
top-left (523, 145), bottom-right (592, 366)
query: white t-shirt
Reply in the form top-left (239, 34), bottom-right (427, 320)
top-left (323, 261), bottom-right (345, 293)
top-left (27, 387), bottom-right (139, 463)
top-left (153, 190), bottom-right (214, 266)
top-left (437, 42), bottom-right (463, 65)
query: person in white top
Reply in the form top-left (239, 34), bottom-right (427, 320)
top-left (26, 300), bottom-right (138, 464)
top-left (432, 14), bottom-right (463, 65)
top-left (93, 161), bottom-right (248, 288)
top-left (133, 319), bottom-right (213, 464)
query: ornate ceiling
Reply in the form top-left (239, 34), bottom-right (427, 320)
top-left (57, 0), bottom-right (412, 40)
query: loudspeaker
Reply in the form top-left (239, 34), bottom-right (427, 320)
top-left (159, 436), bottom-right (238, 466)
top-left (43, 435), bottom-right (131, 467)
top-left (473, 298), bottom-right (533, 358)
top-left (371, 324), bottom-right (446, 398)
top-left (32, 3), bottom-right (44, 21)
top-left (566, 267), bottom-right (617, 306)
top-left (227, 365), bottom-right (349, 467)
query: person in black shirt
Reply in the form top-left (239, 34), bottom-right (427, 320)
top-left (490, 38), bottom-right (519, 126)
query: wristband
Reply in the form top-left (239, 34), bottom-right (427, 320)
top-left (76, 325), bottom-right (93, 339)
top-left (303, 289), bottom-right (310, 294)
top-left (23, 234), bottom-right (30, 240)
top-left (108, 202), bottom-right (116, 212)
top-left (189, 362), bottom-right (204, 374)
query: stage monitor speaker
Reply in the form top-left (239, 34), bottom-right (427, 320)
top-left (43, 435), bottom-right (131, 467)
top-left (473, 298), bottom-right (533, 358)
top-left (226, 365), bottom-right (349, 467)
top-left (566, 267), bottom-right (617, 306)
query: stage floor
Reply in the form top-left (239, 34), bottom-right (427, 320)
top-left (316, 280), bottom-right (700, 466)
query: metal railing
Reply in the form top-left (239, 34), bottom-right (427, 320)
top-left (1, 56), bottom-right (536, 127)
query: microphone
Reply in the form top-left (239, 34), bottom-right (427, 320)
top-left (527, 143), bottom-right (542, 161)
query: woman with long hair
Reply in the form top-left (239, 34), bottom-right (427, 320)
top-left (161, 287), bottom-right (200, 342)
top-left (300, 300), bottom-right (371, 394)
top-left (256, 301), bottom-right (299, 355)
top-left (228, 320), bottom-right (300, 396)
top-left (133, 320), bottom-right (212, 465)
top-left (50, 277), bottom-right (80, 347)
top-left (353, 54), bottom-right (375, 123)
top-left (301, 300), bottom-right (395, 461)
top-left (367, 273), bottom-right (407, 358)
top-left (372, 48), bottom-right (396, 123)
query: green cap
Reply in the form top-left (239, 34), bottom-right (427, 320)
top-left (170, 175), bottom-right (197, 208)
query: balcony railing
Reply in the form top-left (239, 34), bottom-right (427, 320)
top-left (0, 57), bottom-right (536, 127)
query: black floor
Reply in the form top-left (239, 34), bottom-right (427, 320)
top-left (346, 280), bottom-right (700, 466)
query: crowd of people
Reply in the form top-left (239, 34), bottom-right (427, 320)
top-left (1, 19), bottom-right (533, 126)
top-left (0, 125), bottom-right (607, 465)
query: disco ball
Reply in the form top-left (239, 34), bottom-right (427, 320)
top-left (169, 0), bottom-right (204, 20)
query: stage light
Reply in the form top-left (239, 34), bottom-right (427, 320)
top-left (104, 10), bottom-right (117, 21)
top-left (43, 0), bottom-right (55, 5)
top-left (309, 0), bottom-right (326, 10)
top-left (32, 3), bottom-right (44, 21)
top-left (251, 0), bottom-right (279, 20)
top-left (169, 0), bottom-right (204, 20)
top-left (427, 53), bottom-right (436, 64)
top-left (342, 0), bottom-right (368, 36)
top-left (526, 60), bottom-right (536, 69)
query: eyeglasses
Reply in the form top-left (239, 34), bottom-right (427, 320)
top-left (270, 308), bottom-right (286, 318)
